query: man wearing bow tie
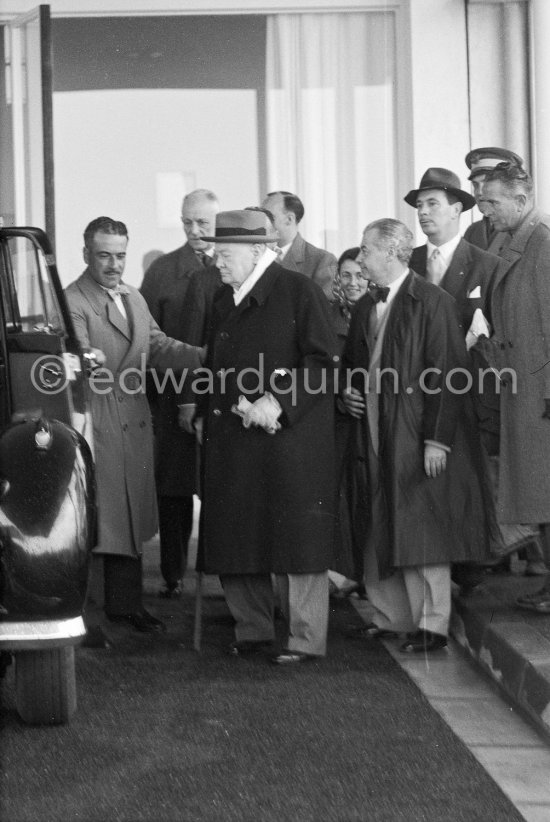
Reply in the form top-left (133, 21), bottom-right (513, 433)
top-left (342, 218), bottom-right (493, 653)
top-left (66, 217), bottom-right (204, 643)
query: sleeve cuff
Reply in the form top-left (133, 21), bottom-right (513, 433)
top-left (424, 439), bottom-right (451, 453)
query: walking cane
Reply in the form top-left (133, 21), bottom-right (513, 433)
top-left (193, 571), bottom-right (203, 652)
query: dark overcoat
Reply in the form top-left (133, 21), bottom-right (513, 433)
top-left (342, 272), bottom-right (494, 572)
top-left (487, 209), bottom-right (550, 522)
top-left (409, 237), bottom-right (499, 330)
top-left (197, 262), bottom-right (338, 575)
top-left (140, 244), bottom-right (220, 496)
top-left (65, 270), bottom-right (201, 557)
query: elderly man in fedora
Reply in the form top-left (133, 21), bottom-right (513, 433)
top-left (195, 209), bottom-right (338, 664)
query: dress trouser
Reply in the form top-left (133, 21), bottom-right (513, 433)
top-left (363, 383), bottom-right (451, 637)
top-left (220, 572), bottom-right (329, 656)
top-left (366, 565), bottom-right (451, 636)
top-left (103, 554), bottom-right (143, 615)
top-left (158, 495), bottom-right (194, 588)
top-left (85, 553), bottom-right (144, 625)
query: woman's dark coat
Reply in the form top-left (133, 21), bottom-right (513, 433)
top-left (342, 272), bottom-right (495, 573)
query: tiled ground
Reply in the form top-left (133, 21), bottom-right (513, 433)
top-left (353, 597), bottom-right (550, 822)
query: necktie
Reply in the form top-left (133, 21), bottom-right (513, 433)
top-left (105, 284), bottom-right (129, 320)
top-left (196, 251), bottom-right (213, 268)
top-left (368, 285), bottom-right (390, 303)
top-left (427, 248), bottom-right (445, 285)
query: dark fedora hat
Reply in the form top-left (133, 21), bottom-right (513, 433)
top-left (203, 209), bottom-right (278, 243)
top-left (465, 146), bottom-right (524, 180)
top-left (404, 167), bottom-right (476, 211)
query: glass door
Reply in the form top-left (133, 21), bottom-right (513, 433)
top-left (3, 6), bottom-right (54, 241)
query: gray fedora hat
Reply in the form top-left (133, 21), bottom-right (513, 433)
top-left (203, 210), bottom-right (278, 243)
top-left (404, 167), bottom-right (476, 211)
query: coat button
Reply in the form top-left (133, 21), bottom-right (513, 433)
top-left (220, 331), bottom-right (229, 341)
top-left (213, 408), bottom-right (222, 416)
top-left (118, 395), bottom-right (124, 402)
top-left (508, 340), bottom-right (513, 348)
top-left (122, 423), bottom-right (128, 431)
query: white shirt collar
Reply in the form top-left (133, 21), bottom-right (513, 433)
top-left (277, 242), bottom-right (292, 260)
top-left (386, 268), bottom-right (409, 304)
top-left (374, 268), bottom-right (409, 317)
top-left (99, 283), bottom-right (128, 319)
top-left (233, 247), bottom-right (277, 306)
top-left (426, 233), bottom-right (461, 268)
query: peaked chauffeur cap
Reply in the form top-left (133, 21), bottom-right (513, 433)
top-left (465, 146), bottom-right (524, 180)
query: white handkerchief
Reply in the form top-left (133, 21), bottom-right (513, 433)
top-left (468, 285), bottom-right (481, 299)
top-left (465, 308), bottom-right (491, 350)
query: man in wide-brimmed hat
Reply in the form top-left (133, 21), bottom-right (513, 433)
top-left (406, 168), bottom-right (500, 593)
top-left (407, 167), bottom-right (499, 344)
top-left (195, 209), bottom-right (338, 664)
top-left (464, 147), bottom-right (524, 252)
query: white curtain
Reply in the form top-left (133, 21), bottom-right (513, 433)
top-left (266, 12), bottom-right (397, 257)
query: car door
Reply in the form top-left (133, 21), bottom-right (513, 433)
top-left (0, 226), bottom-right (88, 435)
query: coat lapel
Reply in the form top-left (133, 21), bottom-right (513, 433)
top-left (439, 238), bottom-right (470, 301)
top-left (77, 269), bottom-right (132, 342)
top-left (409, 246), bottom-right (427, 277)
top-left (492, 208), bottom-right (546, 293)
top-left (106, 299), bottom-right (131, 341)
top-left (284, 234), bottom-right (306, 271)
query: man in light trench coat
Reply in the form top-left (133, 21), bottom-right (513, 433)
top-left (66, 216), bottom-right (203, 643)
top-left (342, 218), bottom-right (493, 653)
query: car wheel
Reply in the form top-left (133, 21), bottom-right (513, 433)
top-left (15, 647), bottom-right (77, 725)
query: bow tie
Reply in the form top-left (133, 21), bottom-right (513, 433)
top-left (369, 285), bottom-right (390, 304)
top-left (105, 284), bottom-right (130, 298)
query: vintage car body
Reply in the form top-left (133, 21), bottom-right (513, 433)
top-left (0, 225), bottom-right (96, 725)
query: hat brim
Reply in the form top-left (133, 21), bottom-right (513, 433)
top-left (202, 233), bottom-right (279, 243)
top-left (404, 186), bottom-right (475, 211)
top-left (467, 166), bottom-right (498, 181)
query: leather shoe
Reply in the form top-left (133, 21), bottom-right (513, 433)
top-left (158, 583), bottom-right (182, 599)
top-left (346, 622), bottom-right (398, 640)
top-left (107, 609), bottom-right (167, 633)
top-left (228, 640), bottom-right (274, 657)
top-left (271, 650), bottom-right (316, 665)
top-left (524, 562), bottom-right (549, 577)
top-left (516, 587), bottom-right (550, 613)
top-left (400, 630), bottom-right (447, 653)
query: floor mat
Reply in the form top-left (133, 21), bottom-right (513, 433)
top-left (0, 587), bottom-right (525, 822)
